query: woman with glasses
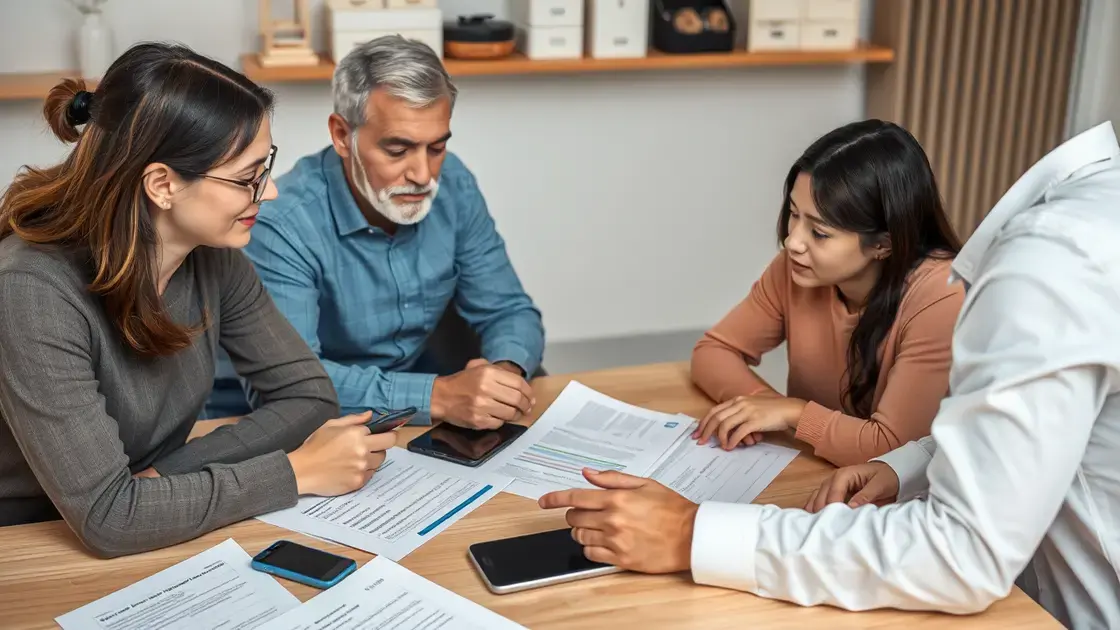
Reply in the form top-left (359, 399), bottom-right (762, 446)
top-left (0, 43), bottom-right (395, 556)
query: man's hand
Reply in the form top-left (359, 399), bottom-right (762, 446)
top-left (431, 359), bottom-right (535, 429)
top-left (804, 461), bottom-right (900, 513)
top-left (538, 469), bottom-right (698, 574)
top-left (694, 395), bottom-right (807, 450)
top-left (493, 360), bottom-right (526, 377)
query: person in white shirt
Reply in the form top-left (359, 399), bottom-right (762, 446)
top-left (539, 121), bottom-right (1120, 629)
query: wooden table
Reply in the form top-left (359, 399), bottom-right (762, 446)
top-left (0, 363), bottom-right (1059, 629)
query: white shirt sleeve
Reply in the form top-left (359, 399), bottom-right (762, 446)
top-left (690, 236), bottom-right (1112, 614)
top-left (873, 435), bottom-right (936, 501)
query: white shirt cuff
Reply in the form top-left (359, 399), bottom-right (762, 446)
top-left (872, 440), bottom-right (933, 501)
top-left (690, 501), bottom-right (765, 591)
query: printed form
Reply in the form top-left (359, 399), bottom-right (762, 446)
top-left (650, 414), bottom-right (800, 504)
top-left (55, 539), bottom-right (298, 630)
top-left (259, 447), bottom-right (510, 561)
top-left (481, 381), bottom-right (694, 500)
top-left (267, 556), bottom-right (525, 630)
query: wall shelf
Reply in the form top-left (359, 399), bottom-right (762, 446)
top-left (241, 43), bottom-right (893, 83)
top-left (0, 44), bottom-right (892, 102)
top-left (0, 70), bottom-right (98, 102)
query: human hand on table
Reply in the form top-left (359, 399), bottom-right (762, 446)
top-left (694, 395), bottom-right (808, 450)
top-left (287, 411), bottom-right (397, 496)
top-left (804, 462), bottom-right (900, 513)
top-left (538, 469), bottom-right (699, 574)
top-left (431, 358), bottom-right (535, 430)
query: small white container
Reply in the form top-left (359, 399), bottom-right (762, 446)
top-left (326, 1), bottom-right (443, 61)
top-left (805, 0), bottom-right (861, 21)
top-left (510, 0), bottom-right (584, 27)
top-left (586, 0), bottom-right (649, 59)
top-left (748, 20), bottom-right (801, 51)
top-left (800, 20), bottom-right (857, 50)
top-left (385, 0), bottom-right (437, 7)
top-left (749, 0), bottom-right (804, 21)
top-left (517, 25), bottom-right (583, 60)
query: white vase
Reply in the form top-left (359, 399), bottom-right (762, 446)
top-left (78, 11), bottom-right (114, 81)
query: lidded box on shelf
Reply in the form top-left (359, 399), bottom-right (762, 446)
top-left (326, 0), bottom-right (443, 62)
top-left (747, 0), bottom-right (860, 51)
top-left (586, 0), bottom-right (650, 59)
top-left (511, 0), bottom-right (584, 60)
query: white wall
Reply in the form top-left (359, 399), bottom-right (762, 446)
top-left (0, 0), bottom-right (865, 343)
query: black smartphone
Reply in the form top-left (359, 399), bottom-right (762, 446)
top-left (407, 422), bottom-right (527, 467)
top-left (250, 540), bottom-right (357, 589)
top-left (365, 407), bottom-right (417, 434)
top-left (468, 528), bottom-right (622, 594)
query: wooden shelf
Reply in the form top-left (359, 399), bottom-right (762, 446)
top-left (241, 43), bottom-right (893, 83)
top-left (0, 44), bottom-right (891, 101)
top-left (0, 70), bottom-right (100, 102)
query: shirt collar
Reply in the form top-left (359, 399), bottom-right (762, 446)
top-left (322, 148), bottom-right (374, 237)
top-left (951, 121), bottom-right (1120, 285)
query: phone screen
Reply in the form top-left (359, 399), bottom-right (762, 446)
top-left (254, 541), bottom-right (353, 582)
top-left (470, 529), bottom-right (612, 588)
top-left (408, 422), bottom-right (526, 465)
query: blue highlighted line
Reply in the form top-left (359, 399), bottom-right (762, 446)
top-left (418, 485), bottom-right (494, 536)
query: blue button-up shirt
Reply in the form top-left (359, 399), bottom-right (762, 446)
top-left (237, 147), bottom-right (544, 419)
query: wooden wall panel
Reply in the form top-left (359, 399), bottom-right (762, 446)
top-left (866, 0), bottom-right (1082, 238)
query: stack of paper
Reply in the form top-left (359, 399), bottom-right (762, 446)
top-left (476, 382), bottom-right (800, 505)
top-left (649, 414), bottom-right (799, 504)
top-left (479, 382), bottom-right (696, 500)
top-left (258, 448), bottom-right (510, 561)
top-left (56, 539), bottom-right (299, 630)
top-left (57, 540), bottom-right (525, 630)
top-left (267, 556), bottom-right (526, 630)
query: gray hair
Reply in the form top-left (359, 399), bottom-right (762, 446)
top-left (332, 35), bottom-right (458, 129)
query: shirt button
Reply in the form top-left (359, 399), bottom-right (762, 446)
top-left (367, 228), bottom-right (374, 234)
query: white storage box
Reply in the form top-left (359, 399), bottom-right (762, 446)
top-left (748, 20), bottom-right (801, 51)
top-left (800, 19), bottom-right (857, 50)
top-left (510, 0), bottom-right (583, 27)
top-left (386, 0), bottom-right (437, 7)
top-left (749, 0), bottom-right (804, 21)
top-left (326, 1), bottom-right (443, 61)
top-left (517, 25), bottom-right (583, 59)
top-left (586, 0), bottom-right (649, 59)
top-left (805, 0), bottom-right (860, 21)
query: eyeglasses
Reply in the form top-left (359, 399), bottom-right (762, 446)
top-left (190, 145), bottom-right (277, 204)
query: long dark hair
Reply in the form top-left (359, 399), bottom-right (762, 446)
top-left (0, 42), bottom-right (273, 357)
top-left (777, 120), bottom-right (962, 417)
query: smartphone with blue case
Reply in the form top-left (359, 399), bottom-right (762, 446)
top-left (250, 540), bottom-right (356, 589)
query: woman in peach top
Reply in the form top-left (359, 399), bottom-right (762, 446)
top-left (692, 120), bottom-right (965, 467)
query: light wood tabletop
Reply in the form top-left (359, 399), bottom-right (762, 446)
top-left (0, 362), bottom-right (1059, 629)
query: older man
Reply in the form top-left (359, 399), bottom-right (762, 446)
top-left (209, 36), bottom-right (544, 428)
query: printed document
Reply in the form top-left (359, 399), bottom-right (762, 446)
top-left (56, 538), bottom-right (298, 630)
top-left (267, 556), bottom-right (525, 630)
top-left (259, 448), bottom-right (510, 561)
top-left (650, 414), bottom-right (799, 504)
top-left (482, 381), bottom-right (694, 500)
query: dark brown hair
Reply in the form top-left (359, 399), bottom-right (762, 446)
top-left (0, 43), bottom-right (274, 357)
top-left (777, 120), bottom-right (962, 417)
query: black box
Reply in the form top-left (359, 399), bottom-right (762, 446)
top-left (651, 0), bottom-right (737, 54)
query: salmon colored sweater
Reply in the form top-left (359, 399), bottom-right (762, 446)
top-left (691, 250), bottom-right (965, 467)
